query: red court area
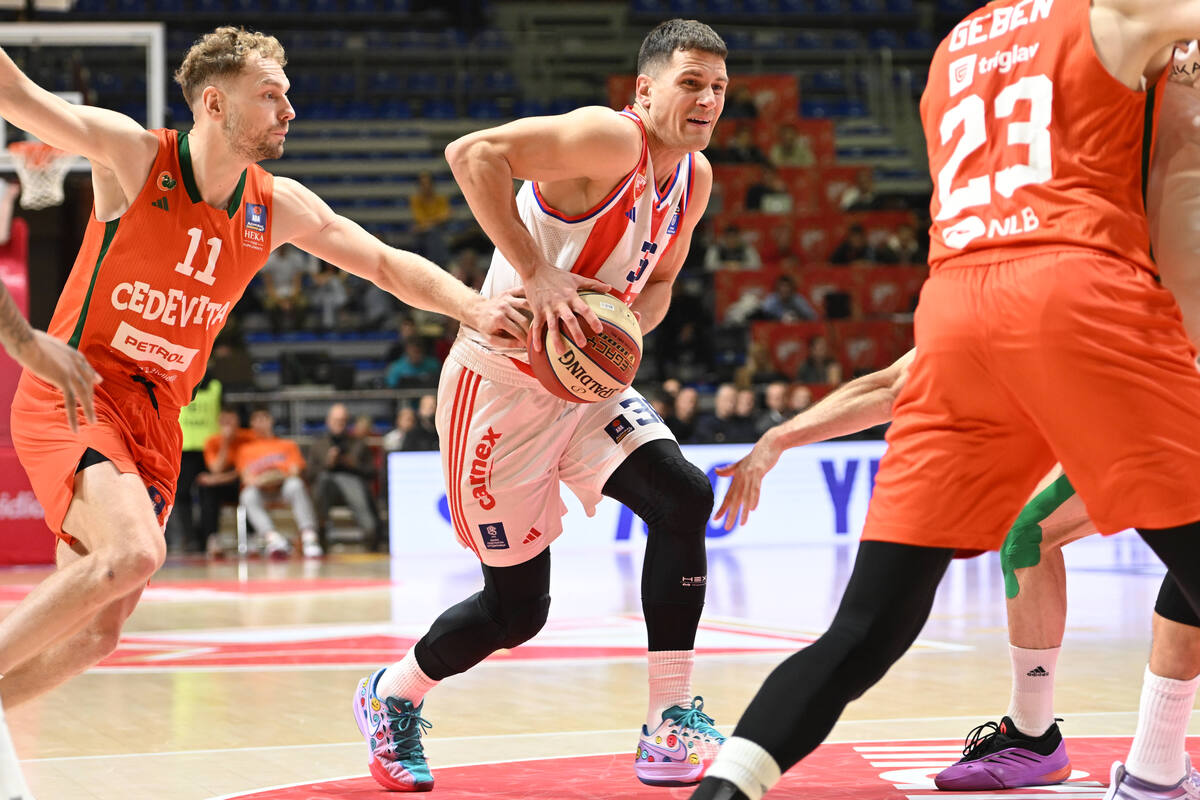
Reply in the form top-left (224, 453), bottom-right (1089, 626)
top-left (218, 736), bottom-right (1186, 799)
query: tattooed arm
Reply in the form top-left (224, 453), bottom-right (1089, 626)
top-left (0, 285), bottom-right (100, 432)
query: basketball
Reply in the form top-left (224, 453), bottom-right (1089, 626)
top-left (527, 291), bottom-right (642, 403)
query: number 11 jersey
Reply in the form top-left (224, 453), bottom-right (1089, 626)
top-left (46, 128), bottom-right (273, 412)
top-left (922, 0), bottom-right (1156, 272)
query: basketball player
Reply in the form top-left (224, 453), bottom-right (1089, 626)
top-left (353, 19), bottom-right (727, 792)
top-left (0, 26), bottom-right (528, 730)
top-left (0, 283), bottom-right (100, 800)
top-left (691, 2), bottom-right (1200, 798)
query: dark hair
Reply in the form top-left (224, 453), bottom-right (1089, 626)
top-left (637, 19), bottom-right (727, 75)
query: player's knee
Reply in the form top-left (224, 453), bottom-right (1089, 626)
top-left (651, 456), bottom-right (714, 534)
top-left (494, 593), bottom-right (551, 649)
top-left (86, 615), bottom-right (127, 660)
top-left (94, 539), bottom-right (164, 592)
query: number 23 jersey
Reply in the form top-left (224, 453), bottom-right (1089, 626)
top-left (46, 129), bottom-right (272, 411)
top-left (922, 0), bottom-right (1156, 272)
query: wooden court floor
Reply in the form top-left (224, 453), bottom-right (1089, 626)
top-left (0, 534), bottom-right (1189, 799)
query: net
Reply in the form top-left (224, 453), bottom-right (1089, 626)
top-left (8, 141), bottom-right (73, 210)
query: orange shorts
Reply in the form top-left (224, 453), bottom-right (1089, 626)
top-left (9, 372), bottom-right (180, 545)
top-left (863, 248), bottom-right (1200, 552)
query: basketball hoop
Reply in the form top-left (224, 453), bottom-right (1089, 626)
top-left (8, 141), bottom-right (73, 210)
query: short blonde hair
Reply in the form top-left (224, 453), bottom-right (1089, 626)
top-left (174, 26), bottom-right (287, 107)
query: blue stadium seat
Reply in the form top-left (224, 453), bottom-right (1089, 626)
top-left (328, 72), bottom-right (355, 95)
top-left (723, 30), bottom-right (755, 50)
top-left (308, 0), bottom-right (337, 13)
top-left (268, 0), bottom-right (301, 13)
top-left (800, 98), bottom-right (834, 118)
top-left (790, 30), bottom-right (824, 50)
top-left (93, 72), bottom-right (126, 94)
top-left (229, 0), bottom-right (258, 12)
top-left (807, 69), bottom-right (847, 93)
top-left (474, 30), bottom-right (509, 49)
top-left (344, 101), bottom-right (375, 119)
top-left (422, 99), bottom-right (457, 119)
top-left (378, 99), bottom-right (413, 119)
top-left (743, 0), bottom-right (772, 13)
top-left (368, 70), bottom-right (394, 93)
top-left (346, 0), bottom-right (374, 11)
top-left (841, 98), bottom-right (868, 117)
top-left (290, 73), bottom-right (324, 94)
top-left (830, 30), bottom-right (865, 49)
top-left (378, 0), bottom-right (409, 10)
top-left (869, 29), bottom-right (902, 49)
top-left (442, 29), bottom-right (471, 47)
top-left (850, 0), bottom-right (883, 12)
top-left (905, 29), bottom-right (934, 49)
top-left (668, 0), bottom-right (702, 13)
top-left (74, 0), bottom-right (112, 12)
top-left (512, 99), bottom-right (547, 117)
top-left (885, 0), bottom-right (914, 11)
top-left (811, 0), bottom-right (845, 13)
top-left (705, 0), bottom-right (737, 15)
top-left (114, 0), bottom-right (147, 13)
top-left (630, 0), bottom-right (660, 13)
top-left (755, 30), bottom-right (790, 50)
top-left (407, 72), bottom-right (443, 94)
top-left (153, 0), bottom-right (183, 13)
top-left (485, 71), bottom-right (518, 93)
top-left (468, 100), bottom-right (503, 119)
top-left (548, 98), bottom-right (577, 115)
top-left (778, 0), bottom-right (810, 12)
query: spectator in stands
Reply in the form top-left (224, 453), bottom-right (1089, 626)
top-left (827, 360), bottom-right (845, 385)
top-left (724, 84), bottom-right (759, 119)
top-left (353, 414), bottom-right (376, 439)
top-left (755, 381), bottom-right (792, 436)
top-left (385, 338), bottom-right (441, 388)
top-left (260, 242), bottom-right (315, 332)
top-left (383, 406), bottom-right (418, 452)
top-left (665, 386), bottom-right (700, 444)
top-left (839, 169), bottom-right (881, 212)
top-left (448, 247), bottom-right (486, 291)
top-left (799, 335), bottom-right (837, 384)
top-left (309, 402), bottom-right (380, 552)
top-left (649, 392), bottom-right (672, 422)
top-left (830, 223), bottom-right (878, 265)
top-left (878, 221), bottom-right (929, 265)
top-left (760, 275), bottom-right (819, 322)
top-left (744, 166), bottom-right (793, 214)
top-left (198, 405), bottom-right (248, 558)
top-left (759, 222), bottom-right (795, 267)
top-left (735, 339), bottom-right (786, 387)
top-left (705, 224), bottom-right (762, 271)
top-left (712, 123), bottom-right (767, 164)
top-left (769, 123), bottom-right (816, 168)
top-left (412, 393), bottom-right (439, 450)
top-left (309, 261), bottom-right (349, 330)
top-left (169, 375), bottom-right (223, 554)
top-left (695, 383), bottom-right (756, 444)
top-left (661, 378), bottom-right (682, 403)
top-left (409, 171), bottom-right (452, 266)
top-left (734, 388), bottom-right (758, 436)
top-left (237, 406), bottom-right (322, 559)
top-left (789, 383), bottom-right (814, 414)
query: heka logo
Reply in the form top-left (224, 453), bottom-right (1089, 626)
top-left (948, 54), bottom-right (977, 96)
top-left (470, 427), bottom-right (502, 510)
top-left (111, 321), bottom-right (199, 372)
top-left (244, 202), bottom-right (267, 233)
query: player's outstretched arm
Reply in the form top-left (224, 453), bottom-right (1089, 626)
top-left (1091, 0), bottom-right (1200, 88)
top-left (272, 177), bottom-right (530, 347)
top-left (0, 284), bottom-right (99, 432)
top-left (445, 107), bottom-right (637, 349)
top-left (632, 154), bottom-right (713, 334)
top-left (0, 48), bottom-right (156, 187)
top-left (712, 349), bottom-right (915, 530)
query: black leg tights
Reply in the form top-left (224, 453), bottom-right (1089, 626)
top-left (413, 549), bottom-right (552, 680)
top-left (732, 541), bottom-right (954, 771)
top-left (603, 439), bottom-right (713, 652)
top-left (1140, 520), bottom-right (1200, 626)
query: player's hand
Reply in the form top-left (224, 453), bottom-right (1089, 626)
top-left (712, 429), bottom-right (784, 531)
top-left (521, 264), bottom-right (611, 353)
top-left (12, 330), bottom-right (101, 434)
top-left (464, 288), bottom-right (533, 349)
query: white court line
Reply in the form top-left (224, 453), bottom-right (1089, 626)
top-left (21, 726), bottom-right (1148, 765)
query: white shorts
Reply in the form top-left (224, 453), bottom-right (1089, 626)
top-left (436, 339), bottom-right (674, 567)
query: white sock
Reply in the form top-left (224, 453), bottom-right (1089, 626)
top-left (0, 696), bottom-right (35, 800)
top-left (705, 736), bottom-right (781, 800)
top-left (377, 649), bottom-right (439, 706)
top-left (1125, 666), bottom-right (1200, 786)
top-left (646, 650), bottom-right (693, 731)
top-left (1006, 644), bottom-right (1060, 736)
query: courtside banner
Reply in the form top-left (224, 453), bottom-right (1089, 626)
top-left (388, 441), bottom-right (887, 555)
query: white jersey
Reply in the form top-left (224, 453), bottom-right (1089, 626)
top-left (1149, 44), bottom-right (1200, 347)
top-left (465, 107), bottom-right (697, 359)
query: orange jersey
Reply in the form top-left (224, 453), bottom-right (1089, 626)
top-left (203, 429), bottom-right (256, 471)
top-left (46, 128), bottom-right (273, 412)
top-left (234, 436), bottom-right (305, 484)
top-left (922, 0), bottom-right (1156, 270)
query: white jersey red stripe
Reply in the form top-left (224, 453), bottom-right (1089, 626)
top-left (447, 367), bottom-right (483, 558)
top-left (466, 107), bottom-right (695, 360)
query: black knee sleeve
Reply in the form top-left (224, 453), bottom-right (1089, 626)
top-left (605, 440), bottom-right (712, 651)
top-left (414, 549), bottom-right (552, 680)
top-left (1156, 573), bottom-right (1200, 628)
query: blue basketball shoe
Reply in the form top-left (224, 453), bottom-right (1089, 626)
top-left (353, 668), bottom-right (434, 792)
top-left (635, 696), bottom-right (726, 786)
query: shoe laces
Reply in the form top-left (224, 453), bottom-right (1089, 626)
top-left (960, 721), bottom-right (1003, 758)
top-left (382, 698), bottom-right (433, 759)
top-left (672, 697), bottom-right (722, 740)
